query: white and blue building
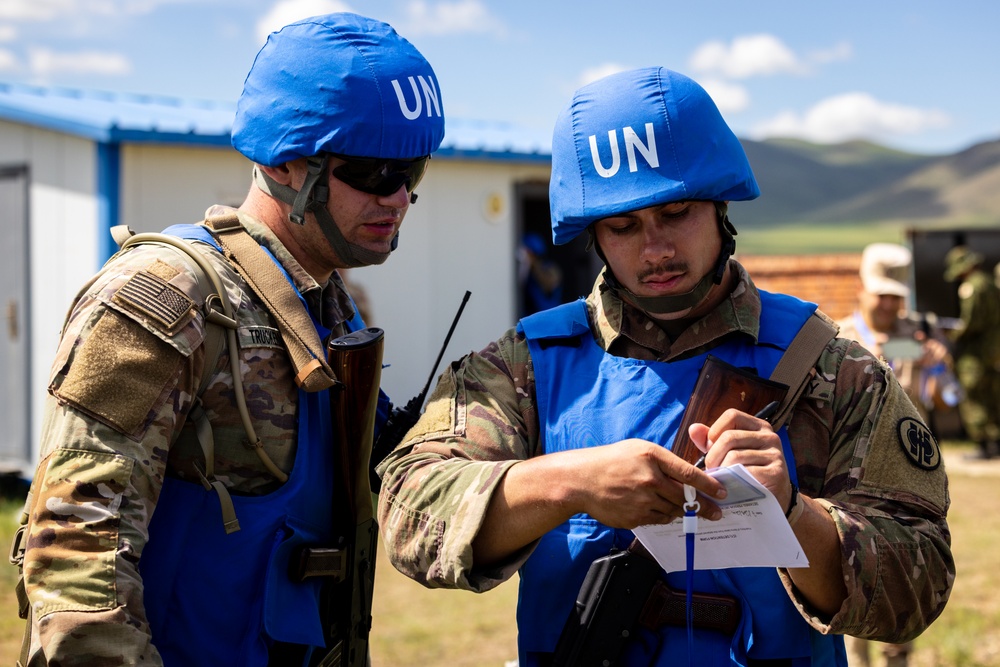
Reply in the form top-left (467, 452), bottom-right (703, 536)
top-left (0, 82), bottom-right (583, 477)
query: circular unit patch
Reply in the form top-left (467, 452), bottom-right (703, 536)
top-left (897, 417), bottom-right (940, 470)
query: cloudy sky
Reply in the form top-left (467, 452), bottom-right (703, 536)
top-left (0, 0), bottom-right (996, 154)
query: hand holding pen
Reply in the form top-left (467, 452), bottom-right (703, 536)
top-left (694, 400), bottom-right (781, 470)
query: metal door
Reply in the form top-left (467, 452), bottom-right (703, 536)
top-left (0, 165), bottom-right (30, 473)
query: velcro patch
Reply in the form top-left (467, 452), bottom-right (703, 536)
top-left (111, 269), bottom-right (194, 335)
top-left (147, 259), bottom-right (181, 282)
top-left (415, 364), bottom-right (459, 439)
top-left (898, 417), bottom-right (941, 470)
top-left (853, 378), bottom-right (948, 513)
top-left (239, 325), bottom-right (283, 350)
top-left (804, 373), bottom-right (835, 405)
top-left (55, 309), bottom-right (183, 437)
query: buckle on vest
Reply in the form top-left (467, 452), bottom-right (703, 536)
top-left (8, 524), bottom-right (25, 566)
top-left (291, 546), bottom-right (348, 583)
top-left (638, 580), bottom-right (741, 636)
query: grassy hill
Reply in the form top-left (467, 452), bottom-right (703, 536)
top-left (727, 136), bottom-right (1000, 255)
top-left (811, 139), bottom-right (1000, 226)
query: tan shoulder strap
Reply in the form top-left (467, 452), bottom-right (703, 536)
top-left (768, 311), bottom-right (840, 429)
top-left (203, 214), bottom-right (338, 392)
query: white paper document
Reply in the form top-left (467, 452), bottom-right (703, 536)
top-left (633, 464), bottom-right (809, 573)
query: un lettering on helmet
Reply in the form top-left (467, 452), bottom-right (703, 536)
top-left (589, 123), bottom-right (660, 178)
top-left (392, 76), bottom-right (442, 121)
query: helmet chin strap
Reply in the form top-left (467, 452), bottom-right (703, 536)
top-left (598, 202), bottom-right (737, 317)
top-left (603, 269), bottom-right (716, 316)
top-left (253, 158), bottom-right (393, 268)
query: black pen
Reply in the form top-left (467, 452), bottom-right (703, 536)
top-left (694, 400), bottom-right (781, 470)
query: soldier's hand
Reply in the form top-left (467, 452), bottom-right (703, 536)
top-left (919, 336), bottom-right (951, 368)
top-left (570, 438), bottom-right (725, 528)
top-left (688, 408), bottom-right (795, 513)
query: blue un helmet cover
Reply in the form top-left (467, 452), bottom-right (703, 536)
top-left (232, 12), bottom-right (445, 164)
top-left (549, 67), bottom-right (758, 245)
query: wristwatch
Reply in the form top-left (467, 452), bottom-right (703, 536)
top-left (784, 483), bottom-right (805, 526)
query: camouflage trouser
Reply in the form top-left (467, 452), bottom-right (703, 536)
top-left (955, 356), bottom-right (1000, 443)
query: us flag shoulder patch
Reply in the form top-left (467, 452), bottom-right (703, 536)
top-left (112, 269), bottom-right (195, 334)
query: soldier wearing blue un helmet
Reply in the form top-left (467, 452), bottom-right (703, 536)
top-left (549, 67), bottom-right (757, 318)
top-left (15, 13), bottom-right (442, 667)
top-left (379, 67), bottom-right (952, 667)
top-left (233, 12), bottom-right (445, 267)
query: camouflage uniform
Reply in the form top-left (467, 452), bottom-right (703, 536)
top-left (379, 262), bottom-right (954, 646)
top-left (18, 206), bottom-right (360, 666)
top-left (950, 268), bottom-right (1000, 446)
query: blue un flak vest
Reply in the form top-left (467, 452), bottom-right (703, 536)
top-left (139, 224), bottom-right (380, 666)
top-left (516, 293), bottom-right (846, 667)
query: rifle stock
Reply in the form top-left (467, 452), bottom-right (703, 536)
top-left (316, 327), bottom-right (384, 667)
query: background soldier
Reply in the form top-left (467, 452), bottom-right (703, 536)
top-left (944, 245), bottom-right (1000, 460)
top-left (518, 232), bottom-right (564, 316)
top-left (839, 243), bottom-right (954, 422)
top-left (838, 243), bottom-right (954, 666)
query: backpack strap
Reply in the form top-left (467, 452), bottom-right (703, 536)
top-left (203, 213), bottom-right (339, 392)
top-left (10, 505), bottom-right (30, 667)
top-left (768, 310), bottom-right (840, 430)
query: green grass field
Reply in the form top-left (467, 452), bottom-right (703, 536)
top-left (735, 221), bottom-right (909, 255)
top-left (2, 442), bottom-right (998, 666)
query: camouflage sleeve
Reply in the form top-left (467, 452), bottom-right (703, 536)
top-left (377, 326), bottom-right (537, 592)
top-left (22, 248), bottom-right (208, 666)
top-left (779, 337), bottom-right (954, 642)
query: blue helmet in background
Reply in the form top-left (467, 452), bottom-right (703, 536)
top-left (522, 232), bottom-right (548, 257)
top-left (232, 12), bottom-right (445, 164)
top-left (549, 67), bottom-right (758, 245)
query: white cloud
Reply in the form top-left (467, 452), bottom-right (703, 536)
top-left (0, 48), bottom-right (18, 71)
top-left (571, 66), bottom-right (749, 114)
top-left (29, 47), bottom-right (130, 75)
top-left (808, 40), bottom-right (852, 65)
top-left (577, 63), bottom-right (629, 88)
top-left (0, 0), bottom-right (193, 21)
top-left (0, 0), bottom-right (74, 21)
top-left (690, 34), bottom-right (804, 79)
top-left (402, 0), bottom-right (506, 37)
top-left (0, 24), bottom-right (17, 42)
top-left (750, 92), bottom-right (951, 144)
top-left (256, 0), bottom-right (354, 45)
top-left (700, 78), bottom-right (750, 114)
top-left (120, 0), bottom-right (204, 16)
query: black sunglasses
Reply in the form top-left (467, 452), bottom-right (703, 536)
top-left (329, 153), bottom-right (430, 197)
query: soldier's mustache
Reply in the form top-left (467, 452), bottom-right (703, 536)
top-left (637, 261), bottom-right (689, 281)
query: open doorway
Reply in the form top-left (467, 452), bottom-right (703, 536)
top-left (514, 181), bottom-right (601, 319)
top-left (909, 227), bottom-right (1000, 320)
